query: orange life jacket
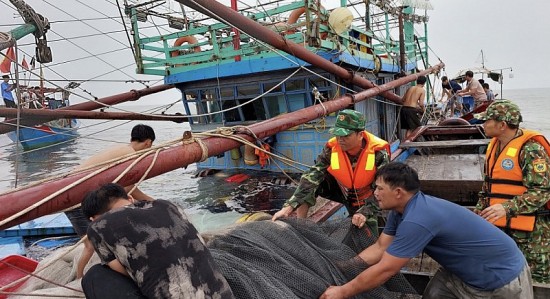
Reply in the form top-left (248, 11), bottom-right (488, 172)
top-left (485, 129), bottom-right (550, 231)
top-left (327, 131), bottom-right (390, 207)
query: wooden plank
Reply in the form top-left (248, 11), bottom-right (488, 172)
top-left (400, 139), bottom-right (491, 149)
top-left (405, 154), bottom-right (485, 203)
top-left (406, 154), bottom-right (485, 181)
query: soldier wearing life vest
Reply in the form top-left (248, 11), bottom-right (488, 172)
top-left (474, 100), bottom-right (550, 283)
top-left (272, 110), bottom-right (390, 236)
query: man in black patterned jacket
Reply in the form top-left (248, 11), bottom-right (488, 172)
top-left (81, 183), bottom-right (234, 299)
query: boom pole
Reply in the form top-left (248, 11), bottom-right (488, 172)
top-left (0, 84), bottom-right (174, 134)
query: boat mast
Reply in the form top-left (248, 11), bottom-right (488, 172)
top-left (480, 49), bottom-right (485, 80)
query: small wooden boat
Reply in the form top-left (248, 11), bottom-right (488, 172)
top-left (7, 119), bottom-right (80, 150)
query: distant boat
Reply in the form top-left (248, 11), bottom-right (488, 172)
top-left (7, 118), bottom-right (80, 150)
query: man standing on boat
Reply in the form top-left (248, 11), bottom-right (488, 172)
top-left (1, 74), bottom-right (17, 108)
top-left (70, 124), bottom-right (156, 278)
top-left (474, 100), bottom-right (550, 283)
top-left (456, 70), bottom-right (487, 108)
top-left (320, 162), bottom-right (533, 299)
top-left (81, 183), bottom-right (234, 299)
top-left (400, 75), bottom-right (426, 138)
top-left (272, 109), bottom-right (390, 235)
top-left (440, 76), bottom-right (464, 116)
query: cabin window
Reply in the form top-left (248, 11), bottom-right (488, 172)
top-left (264, 95), bottom-right (287, 118)
top-left (287, 93), bottom-right (308, 112)
top-left (309, 77), bottom-right (334, 101)
top-left (285, 79), bottom-right (305, 91)
top-left (237, 85), bottom-right (265, 121)
top-left (264, 81), bottom-right (282, 93)
top-left (201, 89), bottom-right (222, 123)
top-left (220, 86), bottom-right (234, 98)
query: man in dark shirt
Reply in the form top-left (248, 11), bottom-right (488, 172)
top-left (440, 76), bottom-right (464, 115)
top-left (81, 183), bottom-right (234, 299)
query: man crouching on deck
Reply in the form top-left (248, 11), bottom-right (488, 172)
top-left (81, 183), bottom-right (234, 299)
top-left (320, 162), bottom-right (533, 299)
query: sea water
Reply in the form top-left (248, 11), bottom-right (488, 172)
top-left (0, 88), bottom-right (549, 230)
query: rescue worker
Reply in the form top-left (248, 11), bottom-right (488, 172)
top-left (474, 100), bottom-right (550, 283)
top-left (272, 109), bottom-right (390, 235)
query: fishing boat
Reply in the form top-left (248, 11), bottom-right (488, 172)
top-left (128, 0), bottom-right (436, 173)
top-left (6, 118), bottom-right (80, 151)
top-left (5, 84), bottom-right (83, 150)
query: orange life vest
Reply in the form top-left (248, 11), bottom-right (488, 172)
top-left (327, 131), bottom-right (390, 207)
top-left (485, 129), bottom-right (550, 231)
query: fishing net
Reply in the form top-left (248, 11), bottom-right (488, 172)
top-left (10, 217), bottom-right (420, 298)
top-left (208, 217), bottom-right (420, 299)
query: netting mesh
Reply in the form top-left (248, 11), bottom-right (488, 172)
top-left (208, 217), bottom-right (420, 299)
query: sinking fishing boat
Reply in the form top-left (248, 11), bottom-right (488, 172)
top-left (128, 0), bottom-right (436, 173)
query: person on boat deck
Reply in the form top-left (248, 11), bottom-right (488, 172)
top-left (1, 74), bottom-right (17, 108)
top-left (69, 124), bottom-right (156, 279)
top-left (81, 183), bottom-right (234, 299)
top-left (400, 75), bottom-right (426, 138)
top-left (272, 109), bottom-right (390, 236)
top-left (320, 162), bottom-right (533, 299)
top-left (473, 100), bottom-right (550, 284)
top-left (456, 70), bottom-right (488, 108)
top-left (440, 76), bottom-right (463, 116)
top-left (483, 82), bottom-right (496, 102)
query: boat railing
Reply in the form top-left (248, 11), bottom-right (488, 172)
top-left (128, 0), bottom-right (425, 77)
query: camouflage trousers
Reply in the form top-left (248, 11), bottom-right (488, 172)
top-left (513, 218), bottom-right (550, 284)
top-left (518, 242), bottom-right (549, 284)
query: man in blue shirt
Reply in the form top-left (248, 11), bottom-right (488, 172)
top-left (1, 75), bottom-right (17, 108)
top-left (320, 162), bottom-right (533, 299)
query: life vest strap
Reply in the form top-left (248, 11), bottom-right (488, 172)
top-left (487, 193), bottom-right (516, 200)
top-left (484, 177), bottom-right (523, 186)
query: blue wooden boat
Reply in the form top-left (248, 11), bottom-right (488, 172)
top-left (128, 0), bottom-right (433, 173)
top-left (7, 119), bottom-right (80, 150)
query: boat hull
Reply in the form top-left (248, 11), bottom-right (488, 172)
top-left (7, 119), bottom-right (80, 150)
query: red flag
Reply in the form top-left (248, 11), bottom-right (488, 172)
top-left (0, 47), bottom-right (15, 73)
top-left (22, 56), bottom-right (29, 70)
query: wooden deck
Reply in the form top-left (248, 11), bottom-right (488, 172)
top-left (405, 154), bottom-right (485, 204)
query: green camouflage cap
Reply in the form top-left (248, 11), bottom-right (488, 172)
top-left (329, 109), bottom-right (366, 136)
top-left (474, 100), bottom-right (523, 125)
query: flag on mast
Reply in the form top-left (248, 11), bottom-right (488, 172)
top-left (22, 56), bottom-right (30, 71)
top-left (0, 47), bottom-right (15, 73)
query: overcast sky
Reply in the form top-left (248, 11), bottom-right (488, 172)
top-left (1, 0), bottom-right (548, 108)
top-left (429, 0), bottom-right (550, 90)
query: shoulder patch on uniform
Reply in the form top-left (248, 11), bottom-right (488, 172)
top-left (533, 158), bottom-right (547, 173)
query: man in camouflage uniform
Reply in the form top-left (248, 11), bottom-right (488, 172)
top-left (474, 100), bottom-right (550, 283)
top-left (272, 110), bottom-right (390, 236)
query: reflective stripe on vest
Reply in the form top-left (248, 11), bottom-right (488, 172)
top-left (486, 129), bottom-right (550, 231)
top-left (327, 131), bottom-right (390, 206)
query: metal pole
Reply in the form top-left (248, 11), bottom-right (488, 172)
top-left (0, 108), bottom-right (188, 122)
top-left (13, 41), bottom-right (21, 188)
top-left (500, 70), bottom-right (503, 99)
top-left (0, 84), bottom-right (174, 134)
